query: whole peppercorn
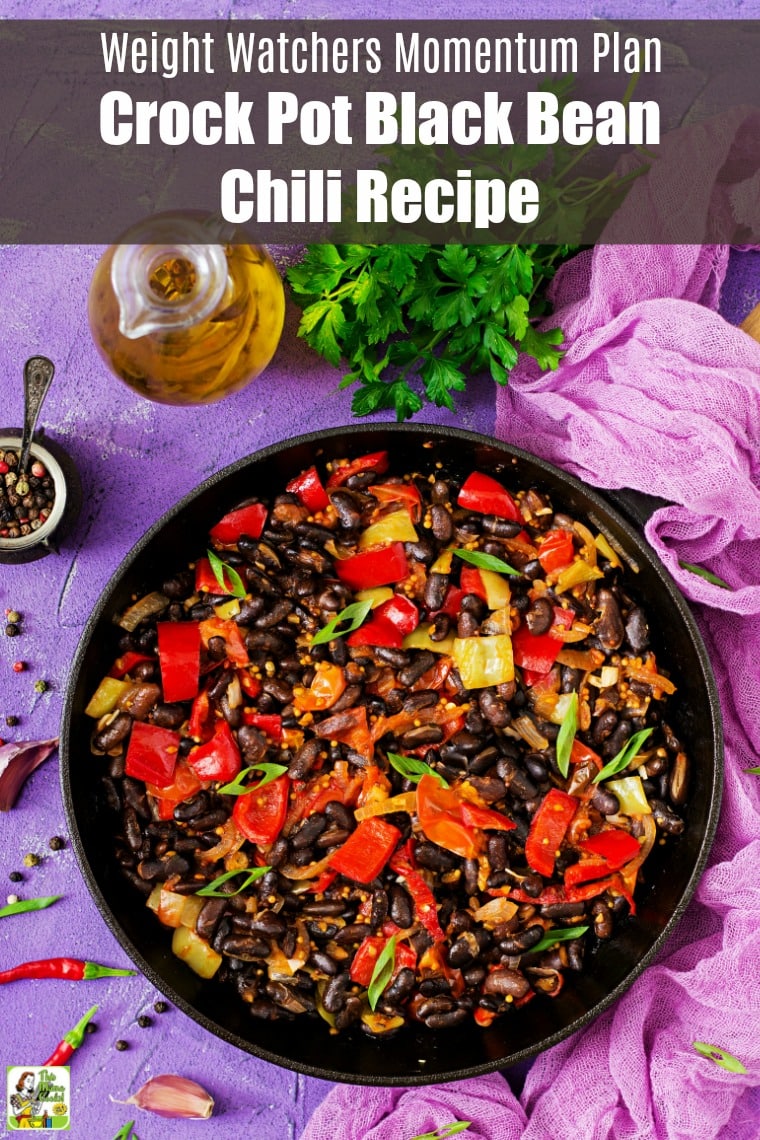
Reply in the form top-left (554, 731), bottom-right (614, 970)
top-left (5, 624), bottom-right (20, 638)
top-left (85, 1022), bottom-right (97, 1035)
top-left (8, 871), bottom-right (23, 883)
top-left (12, 661), bottom-right (26, 673)
top-left (34, 679), bottom-right (49, 694)
top-left (153, 1001), bottom-right (169, 1014)
top-left (137, 1015), bottom-right (152, 1028)
top-left (22, 853), bottom-right (41, 868)
top-left (5, 610), bottom-right (21, 624)
top-left (5, 715), bottom-right (19, 728)
top-left (48, 836), bottom-right (65, 851)
top-left (114, 1040), bottom-right (129, 1051)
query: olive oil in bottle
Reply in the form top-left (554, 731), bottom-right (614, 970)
top-left (88, 213), bottom-right (285, 405)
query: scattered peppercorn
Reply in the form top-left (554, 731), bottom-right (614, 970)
top-left (7, 894), bottom-right (19, 905)
top-left (48, 836), bottom-right (65, 851)
top-left (5, 610), bottom-right (21, 624)
top-left (137, 1015), bottom-right (152, 1028)
top-left (5, 715), bottom-right (19, 727)
top-left (153, 1001), bottom-right (169, 1014)
top-left (85, 1022), bottom-right (97, 1035)
top-left (12, 661), bottom-right (26, 673)
top-left (115, 1039), bottom-right (129, 1051)
top-left (34, 680), bottom-right (49, 694)
top-left (4, 625), bottom-right (20, 638)
top-left (22, 853), bottom-right (41, 868)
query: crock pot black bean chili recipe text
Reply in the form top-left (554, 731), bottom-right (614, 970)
top-left (86, 447), bottom-right (689, 1036)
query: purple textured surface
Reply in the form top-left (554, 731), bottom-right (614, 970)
top-left (1, 5), bottom-right (759, 1140)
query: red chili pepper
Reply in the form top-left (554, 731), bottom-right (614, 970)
top-left (44, 1004), bottom-right (98, 1066)
top-left (328, 817), bottom-right (401, 883)
top-left (326, 450), bottom-right (389, 489)
top-left (124, 721), bottom-right (180, 786)
top-left (508, 873), bottom-right (636, 914)
top-left (232, 774), bottom-right (290, 845)
top-left (457, 471), bottom-right (520, 521)
top-left (537, 529), bottom-right (575, 574)
top-left (286, 466), bottom-right (330, 512)
top-left (108, 651), bottom-right (153, 679)
top-left (241, 711), bottom-right (282, 744)
top-left (335, 542), bottom-right (409, 590)
top-left (513, 607), bottom-right (575, 677)
top-left (524, 788), bottom-right (578, 877)
top-left (369, 482), bottom-right (423, 523)
top-left (188, 719), bottom-right (242, 782)
top-left (579, 829), bottom-right (641, 869)
top-left (0, 959), bottom-right (135, 984)
top-left (346, 617), bottom-right (403, 650)
top-left (157, 621), bottom-right (200, 704)
top-left (209, 502), bottom-right (267, 545)
top-left (199, 617), bottom-right (249, 666)
top-left (389, 851), bottom-right (445, 942)
top-left (459, 566), bottom-right (487, 601)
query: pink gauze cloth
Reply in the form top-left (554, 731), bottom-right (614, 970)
top-left (302, 246), bottom-right (760, 1140)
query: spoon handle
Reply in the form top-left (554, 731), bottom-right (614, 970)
top-left (19, 356), bottom-right (55, 475)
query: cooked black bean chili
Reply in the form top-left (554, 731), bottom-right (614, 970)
top-left (87, 449), bottom-right (689, 1037)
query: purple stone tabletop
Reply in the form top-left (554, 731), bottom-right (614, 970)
top-left (1, 1), bottom-right (759, 1138)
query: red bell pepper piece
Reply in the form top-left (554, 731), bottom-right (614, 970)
top-left (241, 710), bottom-right (282, 744)
top-left (459, 566), bottom-right (487, 601)
top-left (199, 617), bottom-right (249, 666)
top-left (538, 529), bottom-right (575, 574)
top-left (457, 471), bottom-right (520, 521)
top-left (349, 934), bottom-right (416, 986)
top-left (232, 774), bottom-right (290, 845)
top-left (335, 542), bottom-right (409, 590)
top-left (460, 802), bottom-right (516, 833)
top-left (125, 721), bottom-right (180, 786)
top-left (570, 738), bottom-right (603, 770)
top-left (195, 556), bottom-right (239, 595)
top-left (347, 617), bottom-right (403, 649)
top-left (563, 857), bottom-right (611, 889)
top-left (188, 718), bottom-right (242, 783)
top-left (314, 704), bottom-right (374, 763)
top-left (328, 817), bottom-right (401, 883)
top-left (238, 669), bottom-right (262, 699)
top-left (513, 607), bottom-right (575, 677)
top-left (370, 482), bottom-right (423, 523)
top-left (286, 466), bottom-right (329, 512)
top-left (157, 621), bottom-right (200, 704)
top-left (579, 829), bottom-right (641, 869)
top-left (389, 851), bottom-right (445, 942)
top-left (374, 594), bottom-right (419, 636)
top-left (209, 502), bottom-right (267, 544)
top-left (415, 775), bottom-right (482, 860)
top-left (431, 585), bottom-right (463, 620)
top-left (524, 788), bottom-right (578, 878)
top-left (188, 689), bottom-right (213, 741)
top-left (326, 450), bottom-right (389, 489)
top-left (108, 650), bottom-right (153, 679)
top-left (308, 868), bottom-right (339, 895)
top-left (146, 759), bottom-right (203, 821)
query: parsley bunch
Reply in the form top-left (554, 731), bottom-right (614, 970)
top-left (287, 243), bottom-right (572, 421)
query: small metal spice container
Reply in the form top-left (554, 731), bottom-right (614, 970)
top-left (0, 431), bottom-right (81, 565)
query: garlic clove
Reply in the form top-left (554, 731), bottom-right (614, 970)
top-left (125, 1074), bottom-right (214, 1120)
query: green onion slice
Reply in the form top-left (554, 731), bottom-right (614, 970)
top-left (207, 548), bottom-right (247, 599)
top-left (555, 693), bottom-right (578, 779)
top-left (387, 752), bottom-right (448, 788)
top-left (692, 1041), bottom-right (747, 1074)
top-left (529, 925), bottom-right (589, 955)
top-left (196, 865), bottom-right (271, 897)
top-left (0, 895), bottom-right (61, 919)
top-left (367, 934), bottom-right (397, 1011)
top-left (593, 727), bottom-right (654, 784)
top-left (408, 1124), bottom-right (472, 1140)
top-left (678, 561), bottom-right (732, 590)
top-left (311, 600), bottom-right (373, 647)
top-left (453, 549), bottom-right (519, 576)
top-left (218, 763), bottom-right (288, 796)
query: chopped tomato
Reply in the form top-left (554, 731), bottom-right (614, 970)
top-left (293, 662), bottom-right (347, 712)
top-left (198, 617), bottom-right (249, 666)
top-left (232, 774), bottom-right (290, 846)
top-left (416, 775), bottom-right (481, 860)
top-left (460, 801), bottom-right (516, 833)
top-left (146, 759), bottom-right (203, 821)
top-left (314, 705), bottom-right (374, 763)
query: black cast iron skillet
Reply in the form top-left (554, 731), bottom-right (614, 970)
top-left (61, 424), bottom-right (722, 1085)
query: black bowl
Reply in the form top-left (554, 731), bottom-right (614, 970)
top-left (61, 424), bottom-right (722, 1085)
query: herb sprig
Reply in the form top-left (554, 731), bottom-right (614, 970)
top-left (453, 548), bottom-right (519, 576)
top-left (0, 895), bottom-right (61, 919)
top-left (217, 763), bottom-right (288, 796)
top-left (692, 1041), bottom-right (747, 1074)
top-left (207, 548), bottom-right (246, 599)
top-left (529, 925), bottom-right (589, 954)
top-left (408, 1124), bottom-right (472, 1140)
top-left (311, 600), bottom-right (373, 647)
top-left (367, 934), bottom-right (397, 1011)
top-left (388, 752), bottom-right (448, 788)
top-left (196, 866), bottom-right (271, 898)
top-left (555, 693), bottom-right (578, 779)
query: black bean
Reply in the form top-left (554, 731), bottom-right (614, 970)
top-left (423, 572), bottom-right (449, 612)
top-left (335, 994), bottom-right (363, 1030)
top-left (195, 898), bottom-right (228, 940)
top-left (123, 808), bottom-right (143, 852)
top-left (430, 504), bottom-right (454, 543)
top-left (625, 607), bottom-right (650, 652)
top-left (651, 799), bottom-right (685, 835)
top-left (602, 720), bottom-right (632, 758)
top-left (107, 753), bottom-right (126, 778)
top-left (467, 775), bottom-right (506, 803)
top-left (262, 677), bottom-right (293, 704)
top-left (487, 833), bottom-right (509, 871)
top-left (426, 1008), bottom-right (468, 1029)
top-left (419, 975), bottom-right (451, 997)
top-left (560, 666), bottom-right (583, 694)
top-left (136, 859), bottom-right (164, 882)
top-left (373, 646), bottom-right (410, 670)
top-left (466, 745), bottom-right (498, 776)
top-left (457, 611), bottom-right (480, 638)
top-left (102, 777), bottom-right (121, 812)
top-left (567, 940), bottom-right (585, 971)
top-left (314, 826), bottom-right (350, 850)
top-left (220, 934), bottom-right (270, 960)
top-left (669, 752), bottom-right (689, 806)
top-left (334, 923), bottom-right (369, 945)
top-left (329, 490), bottom-right (362, 528)
top-left (310, 950), bottom-right (339, 976)
top-left (479, 689), bottom-right (510, 727)
top-left (160, 854), bottom-right (191, 877)
top-left (151, 702), bottom-right (186, 729)
top-left (430, 478), bottom-right (450, 503)
top-left (463, 964), bottom-right (487, 987)
top-left (389, 884), bottom-right (413, 928)
top-left (190, 809), bottom-right (229, 831)
top-left (508, 770), bottom-right (538, 800)
top-left (463, 858), bottom-right (480, 895)
top-left (591, 788), bottom-right (620, 815)
top-left (323, 973), bottom-right (350, 1013)
top-left (399, 724), bottom-right (444, 748)
top-left (301, 899), bottom-right (346, 918)
top-left (418, 994), bottom-right (455, 1018)
top-left (383, 967), bottom-right (416, 1005)
top-left (414, 842), bottom-right (457, 872)
top-left (236, 725), bottom-right (268, 764)
top-left (591, 709), bottom-right (619, 745)
top-left (368, 888), bottom-right (389, 930)
top-left (500, 924), bottom-right (544, 953)
top-left (405, 539), bottom-right (436, 565)
top-left (397, 652), bottom-right (436, 688)
top-left (402, 690), bottom-right (438, 714)
top-left (448, 935), bottom-right (478, 968)
top-left (291, 815), bottom-right (327, 850)
top-left (591, 900), bottom-right (614, 939)
top-left (324, 801), bottom-right (354, 830)
top-left (540, 901), bottom-right (587, 919)
top-left (484, 969), bottom-right (530, 998)
top-left (93, 712), bottom-right (132, 752)
top-left (245, 911), bottom-right (286, 938)
top-left (122, 777), bottom-right (150, 818)
top-left (525, 597), bottom-right (554, 635)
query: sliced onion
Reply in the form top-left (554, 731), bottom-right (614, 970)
top-left (624, 664), bottom-right (677, 695)
top-left (473, 897), bottom-right (518, 925)
top-left (198, 818), bottom-right (245, 864)
top-left (279, 853), bottom-right (333, 880)
top-left (354, 791), bottom-right (417, 820)
top-left (117, 591), bottom-right (169, 632)
top-left (513, 715), bottom-right (549, 751)
top-left (556, 648), bottom-right (606, 671)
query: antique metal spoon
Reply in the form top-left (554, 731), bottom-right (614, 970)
top-left (18, 355), bottom-right (55, 476)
